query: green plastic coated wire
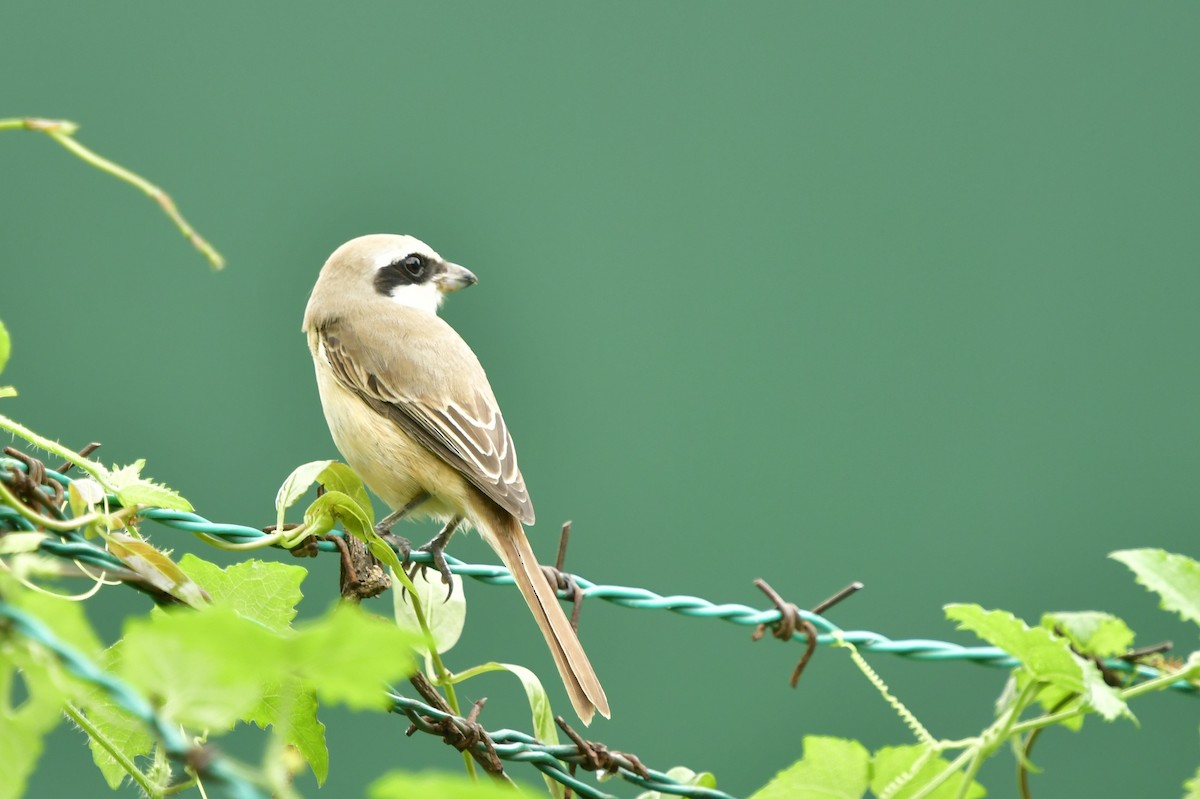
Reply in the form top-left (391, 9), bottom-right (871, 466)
top-left (0, 600), bottom-right (269, 799)
top-left (0, 456), bottom-right (1195, 799)
top-left (0, 458), bottom-right (1190, 691)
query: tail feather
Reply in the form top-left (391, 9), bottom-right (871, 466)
top-left (481, 513), bottom-right (609, 724)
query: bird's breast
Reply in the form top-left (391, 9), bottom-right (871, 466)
top-left (311, 358), bottom-right (469, 521)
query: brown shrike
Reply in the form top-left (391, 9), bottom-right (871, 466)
top-left (303, 234), bottom-right (609, 723)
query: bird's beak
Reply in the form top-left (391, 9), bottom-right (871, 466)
top-left (435, 262), bottom-right (478, 293)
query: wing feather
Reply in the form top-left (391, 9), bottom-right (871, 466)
top-left (319, 325), bottom-right (535, 524)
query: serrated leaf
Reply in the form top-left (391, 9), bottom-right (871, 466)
top-left (106, 460), bottom-right (147, 488)
top-left (1041, 611), bottom-right (1134, 659)
top-left (246, 681), bottom-right (328, 785)
top-left (179, 555), bottom-right (305, 632)
top-left (637, 767), bottom-right (717, 799)
top-left (317, 462), bottom-right (373, 520)
top-left (393, 567), bottom-right (465, 655)
top-left (107, 535), bottom-right (207, 608)
top-left (369, 770), bottom-right (533, 799)
top-left (1111, 549), bottom-right (1200, 628)
top-left (0, 646), bottom-right (66, 799)
top-left (945, 604), bottom-right (1128, 721)
top-left (116, 480), bottom-right (193, 512)
top-left (118, 605), bottom-right (287, 730)
top-left (0, 319), bottom-right (9, 375)
top-left (871, 745), bottom-right (985, 799)
top-left (79, 697), bottom-right (154, 789)
top-left (292, 602), bottom-right (419, 710)
top-left (276, 460), bottom-right (334, 513)
top-left (748, 736), bottom-right (869, 799)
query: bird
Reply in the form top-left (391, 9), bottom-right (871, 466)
top-left (302, 233), bottom-right (609, 724)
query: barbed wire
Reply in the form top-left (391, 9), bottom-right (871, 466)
top-left (0, 599), bottom-right (269, 799)
top-left (0, 453), bottom-right (1195, 799)
top-left (0, 457), bottom-right (1187, 691)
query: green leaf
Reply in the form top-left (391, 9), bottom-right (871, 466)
top-left (292, 602), bottom-right (419, 710)
top-left (118, 605), bottom-right (287, 730)
top-left (636, 766), bottom-right (717, 799)
top-left (0, 318), bottom-right (9, 375)
top-left (0, 387), bottom-right (15, 399)
top-left (459, 662), bottom-right (561, 798)
top-left (305, 491), bottom-right (400, 571)
top-left (0, 532), bottom-right (47, 555)
top-left (107, 535), bottom-right (207, 608)
top-left (78, 698), bottom-right (155, 789)
top-left (1, 572), bottom-right (103, 659)
top-left (369, 770), bottom-right (533, 799)
top-left (1111, 549), bottom-right (1200, 628)
top-left (870, 745), bottom-right (985, 799)
top-left (748, 736), bottom-right (869, 799)
top-left (106, 459), bottom-right (193, 512)
top-left (275, 460), bottom-right (334, 513)
top-left (1184, 763), bottom-right (1200, 798)
top-left (1041, 611), bottom-right (1134, 659)
top-left (246, 682), bottom-right (328, 785)
top-left (115, 481), bottom-right (193, 512)
top-left (945, 604), bottom-right (1128, 721)
top-left (317, 461), bottom-right (374, 520)
top-left (179, 555), bottom-right (306, 632)
top-left (393, 567), bottom-right (465, 655)
top-left (0, 646), bottom-right (66, 799)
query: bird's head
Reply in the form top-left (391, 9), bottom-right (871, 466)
top-left (313, 234), bottom-right (478, 316)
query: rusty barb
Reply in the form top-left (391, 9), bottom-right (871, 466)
top-left (540, 521), bottom-right (586, 633)
top-left (554, 714), bottom-right (650, 799)
top-left (3, 446), bottom-right (66, 518)
top-left (751, 578), bottom-right (864, 688)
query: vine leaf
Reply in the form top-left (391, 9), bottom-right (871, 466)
top-left (1111, 549), bottom-right (1200, 629)
top-left (1041, 611), bottom-right (1134, 659)
top-left (369, 770), bottom-right (533, 798)
top-left (748, 735), bottom-right (869, 799)
top-left (118, 605), bottom-right (288, 730)
top-left (945, 604), bottom-right (1128, 721)
top-left (107, 535), bottom-right (207, 608)
top-left (393, 567), bottom-right (465, 655)
top-left (291, 602), bottom-right (420, 711)
top-left (871, 745), bottom-right (985, 799)
top-left (106, 459), bottom-right (193, 512)
top-left (178, 555), bottom-right (305, 631)
top-left (275, 460), bottom-right (334, 515)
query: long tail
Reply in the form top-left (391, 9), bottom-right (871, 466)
top-left (480, 512), bottom-right (609, 724)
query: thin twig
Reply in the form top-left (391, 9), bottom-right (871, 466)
top-left (1, 117), bottom-right (223, 269)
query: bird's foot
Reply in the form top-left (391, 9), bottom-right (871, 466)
top-left (405, 518), bottom-right (464, 601)
top-left (377, 530), bottom-right (414, 564)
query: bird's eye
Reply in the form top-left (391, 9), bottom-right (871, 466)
top-left (401, 255), bottom-right (425, 278)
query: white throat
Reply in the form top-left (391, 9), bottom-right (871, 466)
top-left (388, 282), bottom-right (444, 314)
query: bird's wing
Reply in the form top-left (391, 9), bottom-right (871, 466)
top-left (316, 316), bottom-right (535, 524)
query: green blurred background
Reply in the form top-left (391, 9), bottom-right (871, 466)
top-left (3, 3), bottom-right (1199, 797)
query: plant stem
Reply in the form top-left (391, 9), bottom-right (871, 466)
top-left (390, 566), bottom-right (476, 780)
top-left (65, 702), bottom-right (160, 798)
top-left (0, 413), bottom-right (111, 489)
top-left (0, 117), bottom-right (223, 268)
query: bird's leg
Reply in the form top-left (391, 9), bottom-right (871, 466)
top-left (407, 516), bottom-right (465, 599)
top-left (376, 491), bottom-right (430, 562)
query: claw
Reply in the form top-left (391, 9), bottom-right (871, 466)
top-left (378, 531), bottom-right (414, 566)
top-left (403, 517), bottom-right (464, 603)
